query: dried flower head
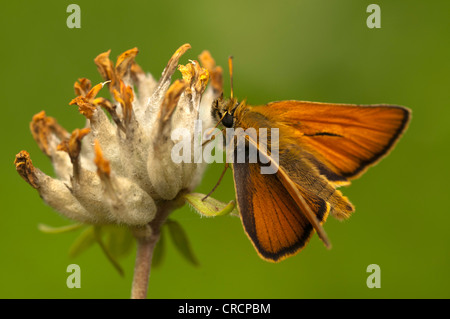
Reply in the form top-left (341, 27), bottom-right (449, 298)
top-left (14, 44), bottom-right (223, 227)
top-left (14, 44), bottom-right (236, 298)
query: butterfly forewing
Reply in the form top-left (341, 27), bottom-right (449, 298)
top-left (253, 101), bottom-right (411, 180)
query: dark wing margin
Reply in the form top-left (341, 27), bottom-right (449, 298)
top-left (232, 160), bottom-right (329, 262)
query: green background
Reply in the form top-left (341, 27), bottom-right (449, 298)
top-left (1, 1), bottom-right (449, 299)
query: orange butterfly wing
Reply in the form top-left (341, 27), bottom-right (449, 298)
top-left (230, 100), bottom-right (410, 261)
top-left (232, 158), bottom-right (330, 262)
top-left (252, 101), bottom-right (411, 182)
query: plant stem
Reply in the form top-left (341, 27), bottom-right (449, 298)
top-left (130, 203), bottom-right (173, 299)
top-left (131, 228), bottom-right (155, 299)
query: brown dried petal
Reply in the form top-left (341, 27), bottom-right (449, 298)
top-left (113, 81), bottom-right (134, 125)
top-left (115, 47), bottom-right (139, 79)
top-left (178, 63), bottom-right (195, 95)
top-left (160, 79), bottom-right (187, 124)
top-left (159, 44), bottom-right (191, 85)
top-left (85, 82), bottom-right (104, 100)
top-left (30, 111), bottom-right (69, 157)
top-left (57, 128), bottom-right (91, 163)
top-left (199, 50), bottom-right (223, 94)
top-left (70, 81), bottom-right (109, 119)
top-left (193, 62), bottom-right (209, 95)
top-left (94, 50), bottom-right (117, 92)
top-left (93, 97), bottom-right (125, 132)
top-left (74, 78), bottom-right (92, 96)
top-left (178, 61), bottom-right (209, 96)
top-left (69, 96), bottom-right (96, 119)
top-left (178, 63), bottom-right (195, 85)
top-left (14, 151), bottom-right (39, 189)
top-left (93, 140), bottom-right (116, 200)
top-left (94, 140), bottom-right (111, 177)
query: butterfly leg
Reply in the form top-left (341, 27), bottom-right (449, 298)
top-left (202, 162), bottom-right (229, 201)
top-left (202, 128), bottom-right (225, 147)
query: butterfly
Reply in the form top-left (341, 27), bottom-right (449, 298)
top-left (208, 57), bottom-right (411, 262)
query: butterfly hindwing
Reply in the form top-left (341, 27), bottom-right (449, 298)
top-left (232, 154), bottom-right (329, 262)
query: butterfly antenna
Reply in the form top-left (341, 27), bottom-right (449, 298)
top-left (228, 56), bottom-right (234, 100)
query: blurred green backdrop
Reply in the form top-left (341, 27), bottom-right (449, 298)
top-left (1, 0), bottom-right (449, 299)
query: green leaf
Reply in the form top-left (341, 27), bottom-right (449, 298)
top-left (69, 226), bottom-right (96, 258)
top-left (103, 225), bottom-right (134, 259)
top-left (38, 223), bottom-right (84, 234)
top-left (38, 223), bottom-right (129, 276)
top-left (152, 226), bottom-right (165, 268)
top-left (184, 193), bottom-right (238, 217)
top-left (166, 219), bottom-right (199, 266)
top-left (93, 226), bottom-right (125, 277)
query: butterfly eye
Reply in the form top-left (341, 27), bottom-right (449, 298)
top-left (222, 112), bottom-right (234, 128)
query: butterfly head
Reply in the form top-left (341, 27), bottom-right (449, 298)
top-left (211, 95), bottom-right (240, 128)
top-left (211, 56), bottom-right (245, 128)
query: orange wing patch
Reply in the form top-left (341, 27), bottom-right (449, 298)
top-left (254, 101), bottom-right (410, 180)
top-left (232, 160), bottom-right (328, 262)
